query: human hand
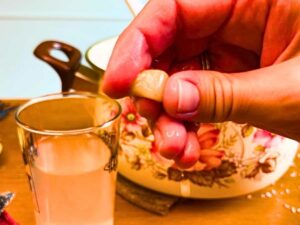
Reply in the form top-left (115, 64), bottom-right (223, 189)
top-left (101, 0), bottom-right (300, 168)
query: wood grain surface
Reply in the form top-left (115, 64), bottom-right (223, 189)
top-left (1, 100), bottom-right (300, 225)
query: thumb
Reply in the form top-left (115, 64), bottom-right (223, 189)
top-left (163, 56), bottom-right (300, 140)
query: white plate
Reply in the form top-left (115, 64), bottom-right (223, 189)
top-left (85, 36), bottom-right (118, 71)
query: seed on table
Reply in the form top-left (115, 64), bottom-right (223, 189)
top-left (290, 171), bottom-right (297, 177)
top-left (271, 189), bottom-right (277, 195)
top-left (285, 188), bottom-right (291, 194)
top-left (265, 192), bottom-right (272, 198)
top-left (291, 207), bottom-right (297, 214)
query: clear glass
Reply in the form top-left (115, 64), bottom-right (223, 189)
top-left (15, 92), bottom-right (121, 225)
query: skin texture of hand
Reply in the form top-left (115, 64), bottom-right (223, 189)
top-left (101, 0), bottom-right (300, 168)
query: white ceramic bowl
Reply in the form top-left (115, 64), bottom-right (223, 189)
top-left (86, 37), bottom-right (299, 199)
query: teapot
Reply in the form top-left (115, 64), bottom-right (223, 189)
top-left (33, 40), bottom-right (299, 199)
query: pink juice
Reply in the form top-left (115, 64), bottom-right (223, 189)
top-left (30, 134), bottom-right (116, 225)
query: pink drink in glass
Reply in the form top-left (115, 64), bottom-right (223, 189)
top-left (31, 134), bottom-right (116, 225)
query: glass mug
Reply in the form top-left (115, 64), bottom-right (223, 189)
top-left (15, 92), bottom-right (121, 225)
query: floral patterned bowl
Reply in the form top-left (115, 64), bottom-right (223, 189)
top-left (86, 38), bottom-right (299, 199)
top-left (117, 98), bottom-right (298, 198)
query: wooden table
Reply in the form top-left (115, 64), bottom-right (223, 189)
top-left (1, 100), bottom-right (300, 225)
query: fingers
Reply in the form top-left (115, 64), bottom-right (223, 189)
top-left (101, 0), bottom-right (178, 98)
top-left (160, 69), bottom-right (245, 122)
top-left (134, 97), bottom-right (162, 122)
top-left (173, 132), bottom-right (201, 169)
top-left (163, 56), bottom-right (300, 141)
top-left (153, 114), bottom-right (187, 159)
top-left (153, 115), bottom-right (202, 169)
top-left (101, 0), bottom-right (235, 98)
top-left (153, 115), bottom-right (224, 169)
top-left (165, 69), bottom-right (240, 122)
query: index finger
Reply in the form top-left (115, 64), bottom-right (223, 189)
top-left (101, 0), bottom-right (178, 98)
top-left (101, 0), bottom-right (234, 98)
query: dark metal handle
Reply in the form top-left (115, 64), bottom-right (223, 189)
top-left (34, 40), bottom-right (81, 91)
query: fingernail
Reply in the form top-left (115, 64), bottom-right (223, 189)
top-left (177, 79), bottom-right (200, 114)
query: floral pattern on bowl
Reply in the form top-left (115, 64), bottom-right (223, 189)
top-left (117, 97), bottom-right (299, 198)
